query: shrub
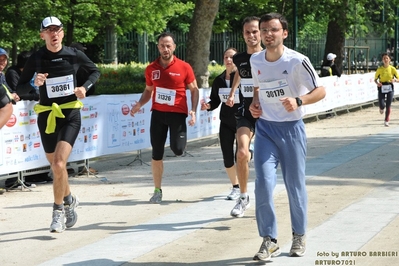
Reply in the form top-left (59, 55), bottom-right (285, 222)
top-left (95, 62), bottom-right (226, 95)
top-left (96, 63), bottom-right (146, 94)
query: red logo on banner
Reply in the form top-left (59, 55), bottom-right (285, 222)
top-left (34, 143), bottom-right (41, 148)
top-left (6, 114), bottom-right (16, 127)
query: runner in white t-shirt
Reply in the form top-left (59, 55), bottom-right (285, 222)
top-left (249, 13), bottom-right (326, 262)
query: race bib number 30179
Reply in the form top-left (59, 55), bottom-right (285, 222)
top-left (258, 79), bottom-right (293, 103)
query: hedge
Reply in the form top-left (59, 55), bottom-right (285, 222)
top-left (95, 62), bottom-right (226, 95)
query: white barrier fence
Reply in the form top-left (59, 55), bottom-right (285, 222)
top-left (0, 72), bottom-right (396, 179)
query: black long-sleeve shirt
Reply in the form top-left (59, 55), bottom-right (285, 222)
top-left (17, 46), bottom-right (100, 106)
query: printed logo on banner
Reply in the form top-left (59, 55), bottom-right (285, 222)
top-left (121, 104), bottom-right (130, 115)
top-left (6, 114), bottom-right (16, 127)
top-left (20, 111), bottom-right (28, 117)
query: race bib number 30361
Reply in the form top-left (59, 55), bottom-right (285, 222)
top-left (46, 74), bottom-right (74, 98)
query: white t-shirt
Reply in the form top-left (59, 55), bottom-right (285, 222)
top-left (250, 46), bottom-right (320, 122)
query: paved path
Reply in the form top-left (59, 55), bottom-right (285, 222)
top-left (1, 104), bottom-right (399, 266)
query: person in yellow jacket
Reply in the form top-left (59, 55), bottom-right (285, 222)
top-left (374, 52), bottom-right (398, 127)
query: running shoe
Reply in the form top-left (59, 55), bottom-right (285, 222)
top-left (230, 195), bottom-right (250, 217)
top-left (226, 187), bottom-right (240, 200)
top-left (384, 121), bottom-right (389, 127)
top-left (289, 233), bottom-right (306, 257)
top-left (65, 194), bottom-right (79, 228)
top-left (150, 190), bottom-right (162, 204)
top-left (50, 210), bottom-right (66, 233)
top-left (253, 236), bottom-right (281, 261)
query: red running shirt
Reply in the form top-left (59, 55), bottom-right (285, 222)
top-left (145, 56), bottom-right (195, 115)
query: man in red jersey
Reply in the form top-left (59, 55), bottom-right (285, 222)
top-left (130, 32), bottom-right (199, 204)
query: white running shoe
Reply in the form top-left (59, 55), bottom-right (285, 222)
top-left (230, 196), bottom-right (250, 217)
top-left (50, 210), bottom-right (66, 233)
top-left (226, 187), bottom-right (240, 200)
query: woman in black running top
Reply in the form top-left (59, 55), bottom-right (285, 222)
top-left (201, 47), bottom-right (240, 200)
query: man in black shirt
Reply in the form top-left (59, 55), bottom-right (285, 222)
top-left (17, 16), bottom-right (100, 233)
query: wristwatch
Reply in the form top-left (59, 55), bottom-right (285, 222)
top-left (295, 97), bottom-right (302, 107)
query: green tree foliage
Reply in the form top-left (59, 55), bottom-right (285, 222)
top-left (2, 0), bottom-right (399, 72)
top-left (0, 0), bottom-right (193, 63)
top-left (302, 0), bottom-right (399, 70)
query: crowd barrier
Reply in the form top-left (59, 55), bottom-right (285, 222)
top-left (1, 72), bottom-right (397, 182)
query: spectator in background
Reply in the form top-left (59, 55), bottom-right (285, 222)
top-left (321, 53), bottom-right (341, 78)
top-left (5, 51), bottom-right (39, 101)
top-left (372, 55), bottom-right (377, 66)
top-left (201, 47), bottom-right (240, 200)
top-left (321, 53), bottom-right (341, 118)
top-left (0, 48), bottom-right (20, 103)
top-left (357, 50), bottom-right (365, 63)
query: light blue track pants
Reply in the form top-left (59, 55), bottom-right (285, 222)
top-left (254, 119), bottom-right (308, 239)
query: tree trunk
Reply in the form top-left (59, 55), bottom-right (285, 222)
top-left (104, 25), bottom-right (118, 64)
top-left (186, 0), bottom-right (220, 88)
top-left (324, 3), bottom-right (347, 73)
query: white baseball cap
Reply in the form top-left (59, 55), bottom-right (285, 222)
top-left (327, 53), bottom-right (337, 61)
top-left (40, 16), bottom-right (63, 31)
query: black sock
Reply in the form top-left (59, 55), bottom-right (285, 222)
top-left (271, 238), bottom-right (277, 244)
top-left (233, 184), bottom-right (239, 188)
top-left (63, 193), bottom-right (72, 205)
top-left (53, 203), bottom-right (64, 211)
